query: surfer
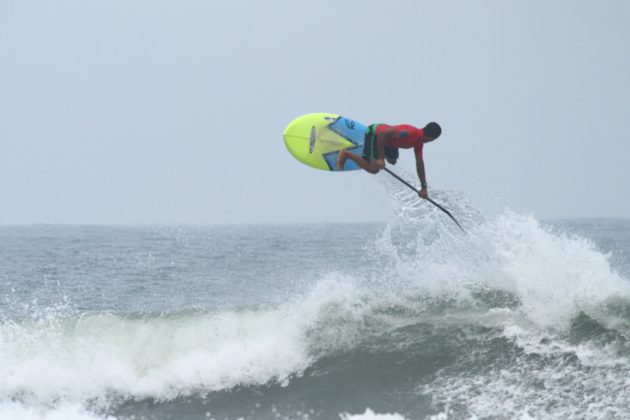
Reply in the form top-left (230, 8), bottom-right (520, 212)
top-left (336, 122), bottom-right (442, 198)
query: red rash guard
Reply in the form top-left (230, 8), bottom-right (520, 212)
top-left (375, 124), bottom-right (425, 160)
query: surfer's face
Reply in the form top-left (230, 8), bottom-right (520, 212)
top-left (423, 136), bottom-right (436, 143)
top-left (386, 156), bottom-right (397, 165)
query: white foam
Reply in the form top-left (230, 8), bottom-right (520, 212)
top-left (377, 182), bottom-right (630, 332)
top-left (422, 347), bottom-right (630, 419)
top-left (339, 407), bottom-right (407, 420)
top-left (484, 213), bottom-right (630, 328)
top-left (0, 401), bottom-right (114, 420)
top-left (0, 274), bottom-right (371, 406)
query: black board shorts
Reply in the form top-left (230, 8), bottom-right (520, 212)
top-left (362, 124), bottom-right (379, 161)
top-left (362, 124), bottom-right (399, 162)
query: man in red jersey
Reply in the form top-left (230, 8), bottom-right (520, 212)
top-left (336, 122), bottom-right (442, 198)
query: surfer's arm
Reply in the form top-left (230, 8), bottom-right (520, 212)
top-left (415, 156), bottom-right (428, 199)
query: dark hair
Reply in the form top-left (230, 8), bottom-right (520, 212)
top-left (424, 122), bottom-right (442, 139)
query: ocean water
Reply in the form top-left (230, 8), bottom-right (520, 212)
top-left (2, 185), bottom-right (630, 419)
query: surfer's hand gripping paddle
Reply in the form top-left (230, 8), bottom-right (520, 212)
top-left (383, 168), bottom-right (466, 233)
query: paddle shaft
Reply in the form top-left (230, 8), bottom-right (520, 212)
top-left (382, 168), bottom-right (465, 232)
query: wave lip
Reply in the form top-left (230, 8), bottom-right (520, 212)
top-left (0, 275), bottom-right (375, 405)
top-left (1, 309), bottom-right (312, 402)
top-left (485, 213), bottom-right (630, 329)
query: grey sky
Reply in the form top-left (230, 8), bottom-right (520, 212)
top-left (2, 0), bottom-right (629, 224)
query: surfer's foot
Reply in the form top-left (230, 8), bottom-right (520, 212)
top-left (336, 150), bottom-right (347, 170)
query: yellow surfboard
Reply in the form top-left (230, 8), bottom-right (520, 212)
top-left (283, 113), bottom-right (367, 171)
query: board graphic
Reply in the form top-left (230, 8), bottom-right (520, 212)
top-left (283, 113), bottom-right (367, 171)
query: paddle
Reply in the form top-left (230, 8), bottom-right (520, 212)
top-left (383, 168), bottom-right (466, 232)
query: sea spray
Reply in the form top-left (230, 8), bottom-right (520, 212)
top-left (2, 212), bottom-right (630, 418)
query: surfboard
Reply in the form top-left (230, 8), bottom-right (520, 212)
top-left (283, 113), bottom-right (367, 171)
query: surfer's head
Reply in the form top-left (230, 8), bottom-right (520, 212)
top-left (423, 122), bottom-right (442, 142)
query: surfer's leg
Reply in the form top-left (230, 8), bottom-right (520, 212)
top-left (341, 150), bottom-right (381, 174)
top-left (336, 150), bottom-right (348, 169)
